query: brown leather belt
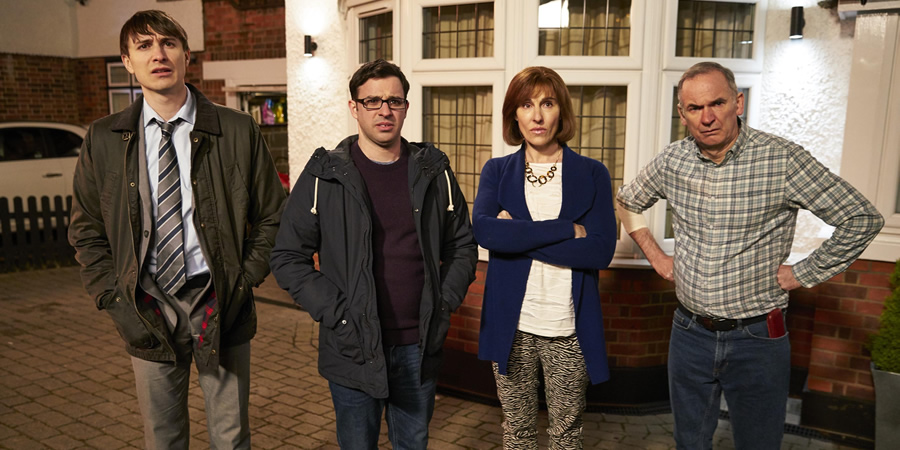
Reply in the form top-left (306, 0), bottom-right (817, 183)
top-left (677, 303), bottom-right (768, 332)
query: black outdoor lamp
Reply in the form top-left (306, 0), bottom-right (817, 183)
top-left (790, 6), bottom-right (805, 40)
top-left (304, 35), bottom-right (318, 57)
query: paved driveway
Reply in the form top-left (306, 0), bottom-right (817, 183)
top-left (0, 267), bottom-right (861, 449)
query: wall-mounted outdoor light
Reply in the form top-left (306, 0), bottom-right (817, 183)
top-left (304, 35), bottom-right (318, 57)
top-left (790, 6), bottom-right (805, 40)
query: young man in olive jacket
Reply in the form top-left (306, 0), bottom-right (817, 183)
top-left (270, 59), bottom-right (477, 449)
top-left (68, 10), bottom-right (284, 449)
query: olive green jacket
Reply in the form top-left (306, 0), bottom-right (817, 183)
top-left (69, 85), bottom-right (285, 366)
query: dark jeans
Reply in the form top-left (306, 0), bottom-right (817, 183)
top-left (329, 344), bottom-right (436, 450)
top-left (668, 307), bottom-right (790, 450)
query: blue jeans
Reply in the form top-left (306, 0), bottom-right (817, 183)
top-left (668, 307), bottom-right (790, 450)
top-left (329, 344), bottom-right (436, 450)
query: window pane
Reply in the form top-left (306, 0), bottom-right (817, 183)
top-left (423, 2), bottom-right (494, 59)
top-left (665, 86), bottom-right (750, 238)
top-left (422, 86), bottom-right (493, 211)
top-left (110, 90), bottom-right (133, 114)
top-left (675, 0), bottom-right (755, 58)
top-left (0, 129), bottom-right (48, 161)
top-left (359, 11), bottom-right (393, 63)
top-left (108, 63), bottom-right (132, 86)
top-left (538, 0), bottom-right (632, 56)
top-left (43, 129), bottom-right (83, 158)
top-left (567, 85), bottom-right (627, 237)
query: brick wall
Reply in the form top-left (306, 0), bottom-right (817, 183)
top-left (5, 1), bottom-right (286, 125)
top-left (75, 58), bottom-right (108, 125)
top-left (0, 53), bottom-right (80, 124)
top-left (448, 258), bottom-right (894, 405)
top-left (801, 259), bottom-right (895, 402)
top-left (202, 0), bottom-right (286, 61)
top-left (447, 263), bottom-right (680, 366)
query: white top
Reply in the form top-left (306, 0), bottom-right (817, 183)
top-left (517, 162), bottom-right (576, 336)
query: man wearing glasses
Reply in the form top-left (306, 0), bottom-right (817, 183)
top-left (270, 59), bottom-right (477, 449)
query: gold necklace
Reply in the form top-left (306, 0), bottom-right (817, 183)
top-left (524, 158), bottom-right (559, 187)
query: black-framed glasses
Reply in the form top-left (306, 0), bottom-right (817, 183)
top-left (354, 97), bottom-right (408, 111)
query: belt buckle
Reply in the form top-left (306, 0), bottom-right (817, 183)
top-left (696, 316), bottom-right (735, 332)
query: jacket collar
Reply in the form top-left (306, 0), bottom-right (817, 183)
top-left (306, 135), bottom-right (447, 179)
top-left (498, 144), bottom-right (592, 221)
top-left (110, 83), bottom-right (221, 136)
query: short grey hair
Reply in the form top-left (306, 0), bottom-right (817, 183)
top-left (677, 62), bottom-right (739, 107)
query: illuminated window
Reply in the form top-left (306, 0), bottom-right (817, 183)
top-left (423, 3), bottom-right (494, 59)
top-left (568, 85), bottom-right (627, 236)
top-left (539, 0), bottom-right (632, 56)
top-left (675, 0), bottom-right (755, 59)
top-left (359, 11), bottom-right (393, 63)
top-left (422, 86), bottom-right (493, 210)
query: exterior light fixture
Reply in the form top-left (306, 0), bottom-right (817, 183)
top-left (790, 6), bottom-right (805, 40)
top-left (304, 35), bottom-right (318, 57)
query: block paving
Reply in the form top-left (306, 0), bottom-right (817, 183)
top-left (0, 267), bottom-right (864, 449)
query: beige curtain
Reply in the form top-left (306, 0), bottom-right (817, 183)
top-left (539, 0), bottom-right (631, 57)
top-left (675, 1), bottom-right (754, 59)
top-left (425, 3), bottom-right (494, 59)
top-left (424, 87), bottom-right (493, 209)
top-left (568, 85), bottom-right (627, 235)
top-left (359, 12), bottom-right (392, 63)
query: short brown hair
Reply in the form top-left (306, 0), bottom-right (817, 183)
top-left (677, 62), bottom-right (738, 107)
top-left (119, 10), bottom-right (189, 57)
top-left (348, 59), bottom-right (410, 100)
top-left (501, 66), bottom-right (576, 146)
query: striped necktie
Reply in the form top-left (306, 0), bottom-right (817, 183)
top-left (155, 119), bottom-right (187, 295)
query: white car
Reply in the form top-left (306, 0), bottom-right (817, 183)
top-left (0, 121), bottom-right (86, 207)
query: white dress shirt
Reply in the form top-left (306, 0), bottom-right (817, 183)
top-left (142, 88), bottom-right (209, 277)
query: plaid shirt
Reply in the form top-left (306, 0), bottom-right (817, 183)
top-left (617, 124), bottom-right (883, 319)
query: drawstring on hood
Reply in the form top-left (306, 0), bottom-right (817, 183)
top-left (305, 137), bottom-right (456, 216)
top-left (310, 178), bottom-right (319, 215)
top-left (443, 170), bottom-right (454, 212)
top-left (309, 171), bottom-right (454, 215)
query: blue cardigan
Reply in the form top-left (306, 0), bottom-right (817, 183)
top-left (473, 145), bottom-right (617, 384)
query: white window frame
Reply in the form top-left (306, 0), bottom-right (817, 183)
top-left (106, 62), bottom-right (141, 114)
top-left (523, 0), bottom-right (647, 70)
top-left (839, 13), bottom-right (900, 262)
top-left (555, 70), bottom-right (643, 256)
top-left (407, 71), bottom-right (505, 261)
top-left (410, 0), bottom-right (507, 72)
top-left (108, 88), bottom-right (140, 114)
top-left (662, 0), bottom-right (766, 73)
top-left (106, 62), bottom-right (137, 87)
top-left (405, 71), bottom-right (506, 149)
top-left (348, 0), bottom-right (400, 69)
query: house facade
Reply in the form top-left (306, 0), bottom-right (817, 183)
top-left (3, 0), bottom-right (898, 443)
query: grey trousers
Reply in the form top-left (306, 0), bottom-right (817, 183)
top-left (132, 274), bottom-right (251, 449)
top-left (131, 342), bottom-right (251, 450)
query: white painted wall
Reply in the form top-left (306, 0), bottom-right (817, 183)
top-left (760, 0), bottom-right (855, 255)
top-left (284, 0), bottom-right (351, 184)
top-left (0, 0), bottom-right (203, 58)
top-left (2, 0), bottom-right (79, 57)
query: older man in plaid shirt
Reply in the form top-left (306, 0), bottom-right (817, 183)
top-left (616, 62), bottom-right (883, 449)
